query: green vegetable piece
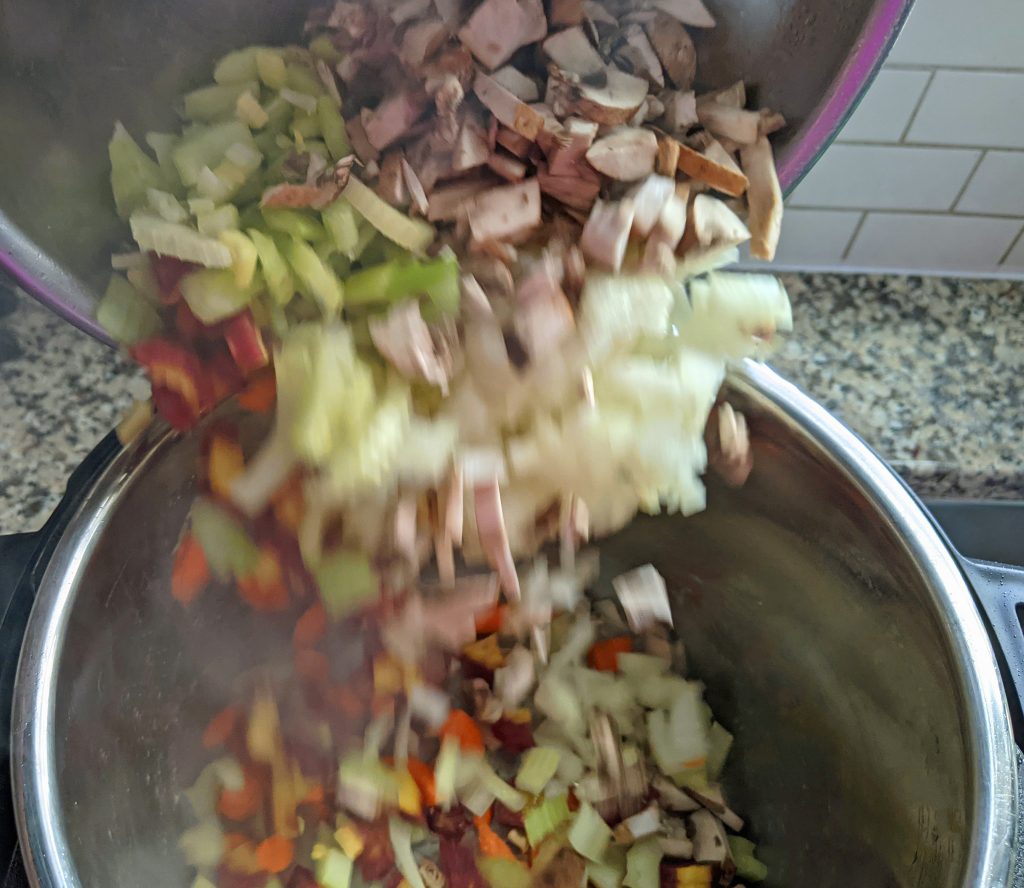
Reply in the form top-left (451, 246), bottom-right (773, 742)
top-left (178, 818), bottom-right (225, 870)
top-left (309, 34), bottom-right (343, 64)
top-left (479, 763), bottom-right (527, 812)
top-left (263, 95), bottom-right (294, 134)
top-left (219, 230), bottom-right (259, 288)
top-left (344, 255), bottom-right (460, 314)
top-left (568, 801), bottom-right (612, 863)
top-left (314, 549), bottom-right (378, 621)
top-left (173, 121), bottom-right (255, 187)
top-left (623, 837), bottom-right (663, 888)
top-left (256, 50), bottom-right (288, 90)
top-left (342, 177), bottom-right (435, 254)
top-left (285, 236), bottom-right (344, 313)
top-left (236, 90), bottom-right (270, 129)
top-left (434, 735), bottom-right (461, 809)
top-left (389, 818), bottom-right (425, 888)
top-left (587, 846), bottom-right (627, 888)
top-left (706, 722), bottom-right (733, 781)
top-left (262, 207), bottom-right (326, 242)
top-left (287, 63), bottom-right (326, 97)
top-left (190, 499), bottom-right (260, 580)
top-left (322, 198), bottom-right (360, 258)
top-left (516, 747), bottom-right (562, 796)
top-left (129, 213), bottom-right (232, 268)
top-left (184, 81), bottom-right (259, 123)
top-left (179, 268), bottom-right (252, 324)
top-left (196, 204), bottom-right (240, 237)
top-left (147, 188), bottom-right (187, 223)
top-left (145, 131), bottom-right (184, 194)
top-left (317, 96), bottom-right (351, 160)
top-left (728, 836), bottom-right (768, 882)
top-left (109, 122), bottom-right (169, 218)
top-left (126, 261), bottom-right (161, 305)
top-left (315, 847), bottom-right (354, 888)
top-left (478, 857), bottom-right (531, 888)
top-left (343, 262), bottom-right (397, 306)
top-left (524, 794), bottom-right (572, 846)
top-left (96, 275), bottom-right (161, 345)
top-left (248, 229), bottom-right (295, 305)
top-left (338, 754), bottom-right (398, 817)
top-left (214, 46), bottom-right (270, 84)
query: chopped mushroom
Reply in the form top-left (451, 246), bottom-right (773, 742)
top-left (617, 25), bottom-right (664, 88)
top-left (377, 152), bottom-right (408, 206)
top-left (573, 67), bottom-right (650, 126)
top-left (581, 198), bottom-right (635, 271)
top-left (468, 177), bottom-right (542, 244)
top-left (474, 478), bottom-right (520, 598)
top-left (514, 259), bottom-right (576, 360)
top-left (612, 563), bottom-right (672, 631)
top-left (362, 91), bottom-right (429, 151)
top-left (655, 133), bottom-right (682, 175)
top-left (427, 177), bottom-right (495, 221)
top-left (400, 157), bottom-right (430, 215)
top-left (543, 26), bottom-right (605, 77)
top-left (537, 163), bottom-right (602, 211)
top-left (759, 108), bottom-right (787, 136)
top-left (741, 135), bottom-right (783, 261)
top-left (642, 192), bottom-right (687, 273)
top-left (675, 138), bottom-right (749, 197)
top-left (370, 301), bottom-right (454, 392)
top-left (496, 126), bottom-right (534, 157)
top-left (453, 113), bottom-right (492, 171)
top-left (487, 151), bottom-right (528, 181)
top-left (691, 194), bottom-right (751, 248)
top-left (473, 71), bottom-right (545, 140)
top-left (660, 88), bottom-right (699, 133)
top-left (652, 0), bottom-right (715, 27)
top-left (696, 102), bottom-right (762, 145)
top-left (707, 402), bottom-right (753, 488)
top-left (457, 0), bottom-right (547, 69)
top-left (400, 19), bottom-right (449, 68)
top-left (684, 785), bottom-right (745, 832)
top-left (492, 65), bottom-right (541, 102)
top-left (546, 117), bottom-right (599, 176)
top-left (689, 809), bottom-right (731, 864)
top-left (628, 174), bottom-right (675, 237)
top-left (645, 13), bottom-right (697, 89)
top-left (585, 127), bottom-right (658, 181)
top-left (702, 79), bottom-right (746, 108)
top-left (551, 0), bottom-right (585, 25)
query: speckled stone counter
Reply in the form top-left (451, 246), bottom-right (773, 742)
top-left (1, 273), bottom-right (1022, 534)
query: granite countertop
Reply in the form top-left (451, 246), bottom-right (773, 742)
top-left (1, 273), bottom-right (1022, 534)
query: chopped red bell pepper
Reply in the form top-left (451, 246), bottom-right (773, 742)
top-left (170, 531), bottom-right (209, 605)
top-left (131, 337), bottom-right (214, 430)
top-left (207, 349), bottom-right (246, 404)
top-left (224, 311), bottom-right (270, 375)
top-left (150, 254), bottom-right (195, 305)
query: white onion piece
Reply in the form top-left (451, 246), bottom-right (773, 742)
top-left (612, 563), bottom-right (673, 631)
top-left (409, 684), bottom-right (451, 731)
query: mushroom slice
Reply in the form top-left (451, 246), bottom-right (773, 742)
top-left (701, 79), bottom-right (746, 108)
top-left (684, 784), bottom-right (745, 832)
top-left (741, 135), bottom-right (783, 260)
top-left (758, 108), bottom-right (787, 136)
top-left (645, 13), bottom-right (696, 90)
top-left (660, 89), bottom-right (698, 133)
top-left (546, 117), bottom-right (599, 176)
top-left (617, 25), bottom-right (664, 87)
top-left (551, 0), bottom-right (585, 25)
top-left (400, 19), bottom-right (448, 68)
top-left (655, 133), bottom-right (681, 176)
top-left (641, 191), bottom-right (687, 273)
top-left (496, 126), bottom-right (534, 158)
top-left (574, 67), bottom-right (650, 126)
top-left (628, 174), bottom-right (675, 237)
top-left (362, 91), bottom-right (429, 151)
top-left (427, 177), bottom-right (495, 221)
top-left (585, 126), bottom-right (658, 181)
top-left (697, 102), bottom-right (761, 145)
top-left (377, 152), bottom-right (408, 207)
top-left (651, 0), bottom-right (715, 27)
top-left (370, 301), bottom-right (454, 392)
top-left (474, 478), bottom-right (520, 599)
top-left (400, 158), bottom-right (429, 216)
top-left (707, 402), bottom-right (754, 488)
top-left (543, 26), bottom-right (605, 77)
top-left (468, 178), bottom-right (542, 244)
top-left (537, 164), bottom-right (602, 211)
top-left (581, 198), bottom-right (636, 271)
top-left (612, 563), bottom-right (672, 631)
top-left (492, 65), bottom-right (540, 102)
top-left (457, 0), bottom-right (547, 69)
top-left (689, 809), bottom-right (731, 864)
top-left (474, 71), bottom-right (545, 140)
top-left (453, 113), bottom-right (491, 172)
top-left (487, 152), bottom-right (528, 181)
top-left (676, 138), bottom-right (749, 197)
top-left (691, 194), bottom-right (750, 248)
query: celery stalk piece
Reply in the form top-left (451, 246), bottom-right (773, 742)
top-left (261, 207), bottom-right (326, 242)
top-left (147, 188), bottom-right (188, 224)
top-left (344, 255), bottom-right (459, 314)
top-left (318, 96), bottom-right (351, 160)
top-left (236, 90), bottom-right (270, 129)
top-left (190, 499), bottom-right (260, 580)
top-left (292, 109), bottom-right (322, 139)
top-left (728, 836), bottom-right (768, 882)
top-left (196, 204), bottom-right (240, 237)
top-left (524, 794), bottom-right (572, 846)
top-left (284, 237), bottom-right (344, 314)
top-left (172, 121), bottom-right (255, 187)
top-left (286, 63), bottom-right (326, 97)
top-left (179, 268), bottom-right (253, 324)
top-left (587, 847), bottom-right (627, 888)
top-left (322, 198), bottom-right (360, 258)
top-left (256, 50), bottom-right (288, 90)
top-left (478, 858), bottom-right (531, 888)
top-left (310, 34), bottom-right (343, 64)
top-left (263, 95), bottom-right (293, 134)
top-left (388, 818), bottom-right (426, 888)
top-left (706, 722), bottom-right (733, 781)
top-left (219, 230), bottom-right (259, 288)
top-left (96, 275), bottom-right (162, 345)
top-left (109, 122), bottom-right (172, 218)
top-left (248, 229), bottom-right (295, 306)
top-left (341, 177), bottom-right (435, 254)
top-left (516, 747), bottom-right (562, 796)
top-left (214, 46), bottom-right (271, 84)
top-left (315, 848), bottom-right (354, 888)
top-left (623, 838), bottom-right (663, 888)
top-left (568, 801), bottom-right (613, 863)
top-left (129, 213), bottom-right (232, 268)
top-left (434, 735), bottom-right (460, 809)
top-left (184, 81), bottom-right (259, 123)
top-left (313, 550), bottom-right (379, 621)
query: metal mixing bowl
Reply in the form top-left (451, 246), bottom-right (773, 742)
top-left (0, 0), bottom-right (911, 342)
top-left (11, 363), bottom-right (1017, 888)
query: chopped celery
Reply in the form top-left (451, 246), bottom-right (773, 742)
top-left (706, 722), bottom-right (733, 781)
top-left (173, 121), bottom-right (255, 187)
top-left (478, 857), bottom-right (530, 888)
top-left (184, 81), bottom-right (259, 123)
top-left (214, 46), bottom-right (270, 84)
top-left (263, 95), bottom-right (294, 134)
top-left (617, 652), bottom-right (670, 682)
top-left (256, 49), bottom-right (288, 90)
top-left (317, 96), bottom-right (350, 160)
top-left (568, 801), bottom-right (612, 863)
top-left (190, 499), bottom-right (259, 581)
top-left (178, 818), bottom-right (225, 870)
top-left (145, 131), bottom-right (178, 172)
top-left (248, 229), bottom-right (295, 305)
top-left (727, 836), bottom-right (768, 882)
top-left (196, 166), bottom-right (235, 203)
top-left (282, 87), bottom-right (319, 115)
top-left (197, 204), bottom-right (240, 237)
top-left (434, 735), bottom-right (460, 809)
top-left (344, 255), bottom-right (459, 314)
top-left (516, 747), bottom-right (562, 795)
top-left (524, 794), bottom-right (571, 846)
top-left (262, 207), bottom-right (326, 242)
top-left (109, 122), bottom-right (171, 218)
top-left (338, 754), bottom-right (398, 819)
top-left (623, 837), bottom-right (663, 888)
top-left (479, 762), bottom-right (527, 812)
top-left (315, 847), bottom-right (354, 888)
top-left (587, 847), bottom-right (627, 888)
top-left (129, 213), bottom-right (232, 267)
top-left (147, 188), bottom-right (187, 224)
top-left (219, 230), bottom-right (259, 288)
top-left (389, 818), bottom-right (425, 888)
top-left (342, 177), bottom-right (435, 255)
top-left (313, 549), bottom-right (378, 621)
top-left (96, 275), bottom-right (161, 345)
top-left (352, 223), bottom-right (378, 260)
top-left (125, 262), bottom-right (161, 304)
top-left (636, 673), bottom-right (692, 710)
top-left (287, 63), bottom-right (326, 97)
top-left (310, 34), bottom-right (343, 64)
top-left (235, 89), bottom-right (269, 128)
top-left (285, 237), bottom-right (344, 313)
top-left (188, 197), bottom-right (216, 216)
top-left (292, 110), bottom-right (322, 139)
top-left (179, 268), bottom-right (252, 323)
top-left (322, 199), bottom-right (360, 257)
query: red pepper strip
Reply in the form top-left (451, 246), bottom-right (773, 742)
top-left (587, 636), bottom-right (633, 672)
top-left (224, 311), bottom-right (270, 375)
top-left (236, 371), bottom-right (277, 414)
top-left (150, 254), bottom-right (195, 305)
top-left (293, 602), bottom-right (327, 649)
top-left (131, 337), bottom-right (214, 429)
top-left (438, 709), bottom-right (485, 753)
top-left (207, 349), bottom-right (246, 404)
top-left (171, 532), bottom-right (209, 606)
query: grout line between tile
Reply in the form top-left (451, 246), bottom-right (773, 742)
top-left (949, 150), bottom-right (987, 212)
top-left (840, 212), bottom-right (868, 261)
top-left (785, 205), bottom-right (1024, 220)
top-left (899, 69), bottom-right (936, 143)
top-left (885, 63), bottom-right (1024, 75)
top-left (829, 139), bottom-right (1024, 153)
top-left (998, 222), bottom-right (1024, 266)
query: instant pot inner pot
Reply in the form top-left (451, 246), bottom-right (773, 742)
top-left (49, 394), bottom-right (975, 888)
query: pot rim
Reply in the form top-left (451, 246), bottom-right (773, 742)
top-left (10, 360), bottom-right (1016, 888)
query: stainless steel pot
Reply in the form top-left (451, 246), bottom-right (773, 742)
top-left (0, 0), bottom-right (912, 343)
top-left (5, 362), bottom-right (1022, 888)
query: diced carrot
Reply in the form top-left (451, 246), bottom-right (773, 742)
top-left (202, 705), bottom-right (241, 749)
top-left (171, 532), bottom-right (209, 606)
top-left (478, 807), bottom-right (493, 826)
top-left (208, 433), bottom-right (245, 500)
top-left (474, 603), bottom-right (507, 635)
top-left (293, 602), bottom-right (327, 649)
top-left (256, 835), bottom-right (295, 873)
top-left (236, 370), bottom-right (277, 413)
top-left (405, 757), bottom-right (437, 807)
top-left (462, 634), bottom-right (505, 671)
top-left (475, 815), bottom-right (516, 861)
top-left (218, 770), bottom-right (263, 821)
top-left (587, 636), bottom-right (633, 672)
top-left (302, 782), bottom-right (325, 805)
top-left (439, 709), bottom-right (485, 753)
top-left (294, 648), bottom-right (330, 685)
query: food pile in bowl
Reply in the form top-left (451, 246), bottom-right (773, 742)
top-left (99, 0), bottom-right (794, 884)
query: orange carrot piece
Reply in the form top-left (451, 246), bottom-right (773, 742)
top-left (171, 532), bottom-right (209, 606)
top-left (293, 602), bottom-right (327, 649)
top-left (208, 433), bottom-right (245, 500)
top-left (405, 757), bottom-right (437, 807)
top-left (256, 835), bottom-right (295, 873)
top-left (587, 636), bottom-right (633, 672)
top-left (439, 709), bottom-right (485, 753)
top-left (475, 815), bottom-right (516, 861)
top-left (202, 705), bottom-right (241, 749)
top-left (474, 604), bottom-right (507, 635)
top-left (218, 771), bottom-right (262, 821)
top-left (236, 371), bottom-right (277, 413)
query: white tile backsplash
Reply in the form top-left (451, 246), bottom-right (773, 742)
top-left (956, 152), bottom-right (1024, 217)
top-left (788, 145), bottom-right (980, 211)
top-left (906, 72), bottom-right (1024, 149)
top-left (1002, 229), bottom-right (1024, 271)
top-left (742, 209), bottom-right (862, 268)
top-left (836, 69), bottom-right (931, 143)
top-left (845, 213), bottom-right (1021, 273)
top-left (887, 0), bottom-right (1024, 70)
